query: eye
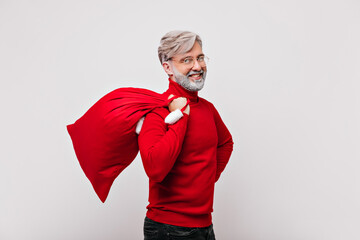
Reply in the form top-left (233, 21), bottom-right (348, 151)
top-left (183, 58), bottom-right (193, 64)
top-left (197, 56), bottom-right (205, 62)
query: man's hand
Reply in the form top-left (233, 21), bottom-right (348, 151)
top-left (168, 95), bottom-right (190, 115)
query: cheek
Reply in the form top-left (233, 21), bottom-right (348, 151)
top-left (176, 65), bottom-right (191, 76)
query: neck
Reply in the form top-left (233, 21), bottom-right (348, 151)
top-left (165, 78), bottom-right (199, 103)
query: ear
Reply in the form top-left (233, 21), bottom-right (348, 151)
top-left (162, 62), bottom-right (173, 76)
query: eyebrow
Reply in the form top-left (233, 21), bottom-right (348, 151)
top-left (181, 53), bottom-right (205, 60)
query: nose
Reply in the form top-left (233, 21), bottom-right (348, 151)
top-left (192, 59), bottom-right (202, 71)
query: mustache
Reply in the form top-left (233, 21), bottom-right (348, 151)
top-left (186, 70), bottom-right (204, 77)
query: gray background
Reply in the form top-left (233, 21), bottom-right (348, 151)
top-left (1, 0), bottom-right (359, 239)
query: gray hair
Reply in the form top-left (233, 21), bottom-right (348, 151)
top-left (158, 30), bottom-right (202, 64)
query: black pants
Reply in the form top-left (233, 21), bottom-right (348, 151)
top-left (144, 217), bottom-right (216, 240)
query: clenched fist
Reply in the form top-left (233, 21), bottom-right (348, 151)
top-left (168, 95), bottom-right (190, 115)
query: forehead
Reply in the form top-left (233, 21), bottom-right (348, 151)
top-left (176, 41), bottom-right (203, 59)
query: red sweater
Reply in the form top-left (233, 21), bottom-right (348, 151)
top-left (138, 79), bottom-right (233, 227)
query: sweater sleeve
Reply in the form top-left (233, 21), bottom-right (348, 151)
top-left (211, 104), bottom-right (234, 182)
top-left (138, 109), bottom-right (189, 183)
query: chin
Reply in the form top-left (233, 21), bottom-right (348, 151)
top-left (188, 78), bottom-right (205, 91)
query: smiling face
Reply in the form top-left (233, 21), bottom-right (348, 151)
top-left (163, 41), bottom-right (207, 91)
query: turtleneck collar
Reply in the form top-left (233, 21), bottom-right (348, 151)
top-left (164, 78), bottom-right (199, 103)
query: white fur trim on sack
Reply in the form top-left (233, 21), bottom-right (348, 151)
top-left (135, 117), bottom-right (145, 135)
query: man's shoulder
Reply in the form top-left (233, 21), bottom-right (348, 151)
top-left (199, 97), bottom-right (216, 110)
top-left (199, 97), bottom-right (212, 104)
top-left (148, 107), bottom-right (170, 119)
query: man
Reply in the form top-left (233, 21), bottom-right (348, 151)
top-left (138, 30), bottom-right (233, 240)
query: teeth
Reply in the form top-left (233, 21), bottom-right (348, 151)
top-left (191, 74), bottom-right (200, 77)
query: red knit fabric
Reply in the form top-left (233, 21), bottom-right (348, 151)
top-left (138, 79), bottom-right (233, 227)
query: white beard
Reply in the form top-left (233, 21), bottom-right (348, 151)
top-left (171, 64), bottom-right (206, 92)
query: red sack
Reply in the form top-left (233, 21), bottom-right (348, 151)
top-left (67, 87), bottom-right (169, 202)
